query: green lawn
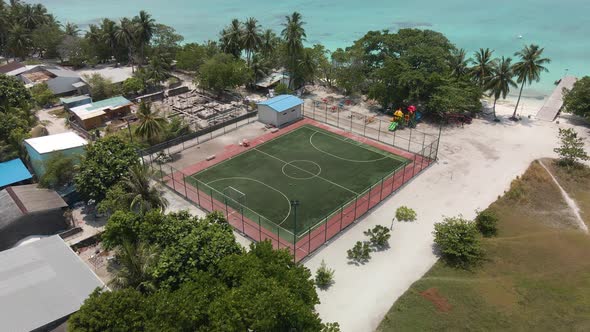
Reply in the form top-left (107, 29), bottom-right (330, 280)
top-left (377, 160), bottom-right (590, 331)
top-left (186, 124), bottom-right (408, 240)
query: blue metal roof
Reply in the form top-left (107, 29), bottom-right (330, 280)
top-left (258, 95), bottom-right (304, 112)
top-left (0, 159), bottom-right (32, 187)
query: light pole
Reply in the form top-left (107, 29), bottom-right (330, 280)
top-left (123, 116), bottom-right (133, 143)
top-left (291, 200), bottom-right (300, 263)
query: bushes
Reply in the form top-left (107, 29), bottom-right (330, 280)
top-left (347, 241), bottom-right (372, 263)
top-left (396, 206), bottom-right (417, 222)
top-left (315, 260), bottom-right (335, 289)
top-left (475, 209), bottom-right (498, 237)
top-left (433, 216), bottom-right (484, 268)
top-left (364, 225), bottom-right (391, 248)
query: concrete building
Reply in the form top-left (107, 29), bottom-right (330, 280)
top-left (0, 184), bottom-right (69, 251)
top-left (69, 96), bottom-right (134, 130)
top-left (257, 95), bottom-right (304, 127)
top-left (0, 235), bottom-right (105, 331)
top-left (24, 132), bottom-right (88, 178)
top-left (0, 159), bottom-right (33, 189)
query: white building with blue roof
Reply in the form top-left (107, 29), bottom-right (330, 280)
top-left (257, 95), bottom-right (304, 127)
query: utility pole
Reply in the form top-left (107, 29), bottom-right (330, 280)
top-left (291, 200), bottom-right (300, 263)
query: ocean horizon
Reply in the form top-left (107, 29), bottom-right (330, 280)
top-left (39, 0), bottom-right (590, 98)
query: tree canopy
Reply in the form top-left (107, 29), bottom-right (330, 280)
top-left (74, 136), bottom-right (139, 202)
top-left (196, 53), bottom-right (252, 95)
top-left (0, 74), bottom-right (35, 162)
top-left (563, 76), bottom-right (590, 119)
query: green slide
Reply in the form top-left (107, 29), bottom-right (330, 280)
top-left (388, 122), bottom-right (398, 131)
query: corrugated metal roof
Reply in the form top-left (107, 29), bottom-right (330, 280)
top-left (60, 95), bottom-right (91, 105)
top-left (0, 235), bottom-right (105, 332)
top-left (0, 159), bottom-right (32, 188)
top-left (258, 95), bottom-right (304, 112)
top-left (24, 132), bottom-right (87, 154)
top-left (86, 96), bottom-right (132, 111)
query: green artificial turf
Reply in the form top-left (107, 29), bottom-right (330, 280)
top-left (186, 124), bottom-right (408, 241)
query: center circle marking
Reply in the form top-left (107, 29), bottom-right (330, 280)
top-left (281, 160), bottom-right (322, 180)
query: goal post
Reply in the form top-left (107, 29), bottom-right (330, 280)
top-left (223, 186), bottom-right (246, 206)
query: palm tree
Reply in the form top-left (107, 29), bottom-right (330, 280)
top-left (511, 44), bottom-right (550, 120)
top-left (260, 29), bottom-right (278, 56)
top-left (133, 10), bottom-right (155, 66)
top-left (281, 12), bottom-right (306, 87)
top-left (99, 18), bottom-right (118, 60)
top-left (486, 57), bottom-right (517, 121)
top-left (63, 22), bottom-right (79, 37)
top-left (145, 54), bottom-right (171, 86)
top-left (220, 19), bottom-right (243, 58)
top-left (242, 17), bottom-right (261, 67)
top-left (297, 48), bottom-right (317, 84)
top-left (122, 163), bottom-right (168, 213)
top-left (135, 101), bottom-right (167, 145)
top-left (7, 24), bottom-right (30, 60)
top-left (115, 18), bottom-right (137, 71)
top-left (449, 48), bottom-right (470, 80)
top-left (109, 240), bottom-right (158, 293)
top-left (470, 48), bottom-right (496, 87)
top-left (251, 54), bottom-right (271, 84)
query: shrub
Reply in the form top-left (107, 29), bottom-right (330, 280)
top-left (347, 241), bottom-right (371, 263)
top-left (315, 260), bottom-right (335, 289)
top-left (475, 209), bottom-right (499, 237)
top-left (30, 83), bottom-right (55, 107)
top-left (364, 225), bottom-right (391, 248)
top-left (554, 128), bottom-right (589, 168)
top-left (433, 216), bottom-right (484, 268)
top-left (396, 206), bottom-right (417, 222)
top-left (274, 82), bottom-right (292, 95)
top-left (322, 322), bottom-right (341, 332)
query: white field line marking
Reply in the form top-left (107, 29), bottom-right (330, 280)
top-left (539, 160), bottom-right (589, 233)
top-left (305, 125), bottom-right (408, 163)
top-left (207, 176), bottom-right (293, 228)
top-left (281, 160), bottom-right (322, 180)
top-left (253, 148), bottom-right (360, 196)
top-left (309, 132), bottom-right (389, 163)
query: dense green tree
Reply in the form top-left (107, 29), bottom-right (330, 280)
top-left (427, 79), bottom-right (482, 116)
top-left (30, 22), bottom-right (63, 58)
top-left (29, 82), bottom-right (54, 107)
top-left (196, 53), bottom-right (251, 95)
top-left (150, 23), bottom-right (183, 57)
top-left (7, 23), bottom-right (31, 59)
top-left (511, 44), bottom-right (550, 120)
top-left (563, 76), bottom-right (590, 119)
top-left (83, 73), bottom-right (118, 100)
top-left (74, 136), bottom-right (139, 202)
top-left (176, 42), bottom-right (216, 71)
top-left (332, 47), bottom-right (366, 95)
top-left (144, 53), bottom-right (171, 86)
top-left (57, 35), bottom-right (85, 66)
top-left (0, 74), bottom-right (34, 161)
top-left (68, 288), bottom-right (148, 332)
top-left (0, 73), bottom-right (32, 111)
top-left (121, 76), bottom-right (145, 95)
top-left (486, 56), bottom-right (517, 120)
top-left (38, 152), bottom-right (77, 189)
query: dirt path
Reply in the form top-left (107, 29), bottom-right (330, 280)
top-left (538, 160), bottom-right (589, 233)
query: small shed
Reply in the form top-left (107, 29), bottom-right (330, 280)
top-left (0, 235), bottom-right (105, 331)
top-left (24, 132), bottom-right (88, 178)
top-left (60, 95), bottom-right (92, 111)
top-left (69, 96), bottom-right (133, 130)
top-left (257, 95), bottom-right (304, 127)
top-left (0, 159), bottom-right (32, 189)
top-left (0, 184), bottom-right (69, 251)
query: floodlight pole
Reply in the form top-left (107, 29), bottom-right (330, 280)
top-left (291, 200), bottom-right (300, 263)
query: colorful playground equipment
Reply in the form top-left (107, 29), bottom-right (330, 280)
top-left (388, 105), bottom-right (422, 131)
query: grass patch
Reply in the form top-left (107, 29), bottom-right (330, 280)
top-left (49, 107), bottom-right (67, 118)
top-left (377, 159), bottom-right (590, 331)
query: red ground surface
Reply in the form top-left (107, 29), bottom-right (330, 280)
top-left (160, 118), bottom-right (435, 261)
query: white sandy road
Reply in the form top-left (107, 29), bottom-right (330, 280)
top-left (302, 97), bottom-right (590, 332)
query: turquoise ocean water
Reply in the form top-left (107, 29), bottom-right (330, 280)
top-left (40, 0), bottom-right (590, 97)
